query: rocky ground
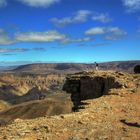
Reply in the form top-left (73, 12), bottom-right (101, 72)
top-left (0, 91), bottom-right (139, 140)
top-left (0, 71), bottom-right (139, 140)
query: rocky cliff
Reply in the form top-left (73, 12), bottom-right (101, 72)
top-left (63, 71), bottom-right (139, 110)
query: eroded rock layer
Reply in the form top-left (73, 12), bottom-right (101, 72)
top-left (63, 71), bottom-right (139, 110)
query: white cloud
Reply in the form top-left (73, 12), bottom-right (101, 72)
top-left (0, 48), bottom-right (29, 53)
top-left (15, 30), bottom-right (66, 42)
top-left (17, 0), bottom-right (60, 7)
top-left (73, 10), bottom-right (91, 23)
top-left (62, 37), bottom-right (94, 44)
top-left (85, 27), bottom-right (126, 35)
top-left (0, 47), bottom-right (46, 53)
top-left (0, 29), bottom-right (15, 45)
top-left (0, 28), bottom-right (94, 45)
top-left (104, 27), bottom-right (127, 40)
top-left (0, 36), bottom-right (14, 45)
top-left (85, 27), bottom-right (105, 35)
top-left (0, 0), bottom-right (7, 7)
top-left (79, 43), bottom-right (109, 47)
top-left (85, 27), bottom-right (127, 40)
top-left (92, 13), bottom-right (112, 23)
top-left (122, 0), bottom-right (140, 12)
top-left (0, 26), bottom-right (127, 46)
top-left (0, 29), bottom-right (70, 45)
top-left (50, 10), bottom-right (91, 27)
top-left (104, 36), bottom-right (121, 41)
top-left (50, 10), bottom-right (112, 27)
top-left (108, 27), bottom-right (127, 36)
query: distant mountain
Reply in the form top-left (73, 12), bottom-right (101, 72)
top-left (99, 60), bottom-right (140, 73)
top-left (0, 66), bottom-right (18, 71)
top-left (12, 60), bottom-right (140, 74)
top-left (13, 63), bottom-right (89, 74)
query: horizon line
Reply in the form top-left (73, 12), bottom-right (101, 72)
top-left (0, 60), bottom-right (140, 66)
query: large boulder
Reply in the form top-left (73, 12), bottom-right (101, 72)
top-left (134, 65), bottom-right (140, 74)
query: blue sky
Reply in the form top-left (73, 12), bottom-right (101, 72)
top-left (0, 0), bottom-right (140, 65)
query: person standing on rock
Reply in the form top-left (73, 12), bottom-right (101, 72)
top-left (95, 62), bottom-right (99, 71)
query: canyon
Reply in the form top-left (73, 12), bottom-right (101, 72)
top-left (0, 68), bottom-right (139, 140)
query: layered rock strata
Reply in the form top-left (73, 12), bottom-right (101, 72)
top-left (63, 71), bottom-right (139, 110)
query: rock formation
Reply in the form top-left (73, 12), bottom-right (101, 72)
top-left (0, 73), bottom-right (65, 104)
top-left (63, 71), bottom-right (139, 110)
top-left (134, 65), bottom-right (140, 73)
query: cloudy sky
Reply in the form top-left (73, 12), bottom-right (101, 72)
top-left (0, 0), bottom-right (140, 64)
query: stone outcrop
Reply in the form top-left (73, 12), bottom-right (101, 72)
top-left (63, 71), bottom-right (138, 110)
top-left (134, 65), bottom-right (140, 73)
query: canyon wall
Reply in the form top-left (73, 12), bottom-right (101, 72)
top-left (63, 71), bottom-right (139, 110)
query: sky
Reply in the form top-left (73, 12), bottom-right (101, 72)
top-left (0, 0), bottom-right (140, 65)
